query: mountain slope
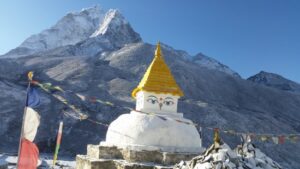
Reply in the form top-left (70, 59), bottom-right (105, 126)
top-left (248, 71), bottom-right (300, 94)
top-left (192, 53), bottom-right (240, 78)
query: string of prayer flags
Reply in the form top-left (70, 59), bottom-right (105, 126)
top-left (31, 79), bottom-right (300, 145)
top-left (288, 135), bottom-right (299, 143)
top-left (32, 81), bottom-right (64, 93)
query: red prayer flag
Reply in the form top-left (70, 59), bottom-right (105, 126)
top-left (279, 135), bottom-right (285, 144)
top-left (17, 138), bottom-right (39, 169)
top-left (89, 96), bottom-right (97, 103)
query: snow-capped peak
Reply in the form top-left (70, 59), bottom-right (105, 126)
top-left (2, 7), bottom-right (141, 58)
top-left (20, 5), bottom-right (105, 50)
top-left (2, 5), bottom-right (106, 58)
top-left (91, 9), bottom-right (127, 37)
top-left (80, 5), bottom-right (102, 19)
top-left (87, 8), bottom-right (141, 49)
top-left (192, 53), bottom-right (240, 78)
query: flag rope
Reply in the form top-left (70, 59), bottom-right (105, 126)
top-left (31, 79), bottom-right (300, 144)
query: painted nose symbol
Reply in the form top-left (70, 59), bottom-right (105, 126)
top-left (159, 103), bottom-right (163, 110)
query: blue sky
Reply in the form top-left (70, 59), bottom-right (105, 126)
top-left (0, 0), bottom-right (299, 82)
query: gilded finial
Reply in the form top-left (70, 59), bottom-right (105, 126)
top-left (28, 71), bottom-right (34, 81)
top-left (155, 42), bottom-right (162, 58)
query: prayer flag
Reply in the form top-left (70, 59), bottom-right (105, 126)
top-left (17, 84), bottom-right (41, 169)
top-left (17, 139), bottom-right (39, 169)
top-left (23, 107), bottom-right (40, 142)
top-left (272, 137), bottom-right (279, 144)
top-left (26, 87), bottom-right (40, 108)
top-left (279, 135), bottom-right (285, 144)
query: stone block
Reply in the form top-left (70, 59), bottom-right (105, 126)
top-left (115, 160), bottom-right (154, 169)
top-left (122, 149), bottom-right (163, 164)
top-left (76, 155), bottom-right (174, 169)
top-left (87, 144), bottom-right (122, 159)
top-left (76, 155), bottom-right (116, 169)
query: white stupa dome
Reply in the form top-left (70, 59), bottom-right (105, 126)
top-left (102, 111), bottom-right (201, 153)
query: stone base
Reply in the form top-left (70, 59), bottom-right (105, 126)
top-left (76, 155), bottom-right (172, 169)
top-left (76, 144), bottom-right (201, 169)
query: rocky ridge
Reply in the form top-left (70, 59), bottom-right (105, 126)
top-left (248, 71), bottom-right (300, 94)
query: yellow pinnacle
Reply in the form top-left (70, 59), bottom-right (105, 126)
top-left (131, 42), bottom-right (184, 98)
top-left (155, 42), bottom-right (162, 57)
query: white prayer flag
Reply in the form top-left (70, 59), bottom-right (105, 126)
top-left (23, 107), bottom-right (40, 142)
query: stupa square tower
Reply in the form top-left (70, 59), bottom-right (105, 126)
top-left (76, 43), bottom-right (203, 169)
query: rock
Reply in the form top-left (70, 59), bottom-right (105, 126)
top-left (175, 142), bottom-right (282, 169)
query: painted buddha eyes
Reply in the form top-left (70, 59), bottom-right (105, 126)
top-left (147, 96), bottom-right (159, 104)
top-left (163, 100), bottom-right (174, 106)
top-left (147, 96), bottom-right (174, 106)
top-left (163, 97), bottom-right (174, 106)
top-left (147, 98), bottom-right (158, 104)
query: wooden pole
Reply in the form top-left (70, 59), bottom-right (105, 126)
top-left (53, 121), bottom-right (64, 166)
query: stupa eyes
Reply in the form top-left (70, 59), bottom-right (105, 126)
top-left (147, 95), bottom-right (174, 108)
top-left (147, 96), bottom-right (159, 104)
top-left (163, 100), bottom-right (174, 106)
top-left (163, 97), bottom-right (174, 106)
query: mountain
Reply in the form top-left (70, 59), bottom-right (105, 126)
top-left (0, 6), bottom-right (299, 169)
top-left (73, 9), bottom-right (142, 57)
top-left (248, 71), bottom-right (300, 94)
top-left (1, 5), bottom-right (105, 58)
top-left (192, 53), bottom-right (240, 78)
top-left (1, 7), bottom-right (141, 59)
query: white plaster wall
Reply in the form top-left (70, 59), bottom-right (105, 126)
top-left (135, 91), bottom-right (179, 114)
top-left (103, 111), bottom-right (202, 153)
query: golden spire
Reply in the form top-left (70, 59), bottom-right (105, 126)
top-left (131, 42), bottom-right (184, 98)
top-left (155, 41), bottom-right (162, 57)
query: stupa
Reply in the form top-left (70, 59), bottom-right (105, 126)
top-left (76, 43), bottom-right (203, 169)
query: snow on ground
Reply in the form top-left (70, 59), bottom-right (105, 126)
top-left (0, 153), bottom-right (75, 169)
top-left (175, 141), bottom-right (282, 169)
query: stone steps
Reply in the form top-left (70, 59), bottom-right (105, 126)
top-left (76, 155), bottom-right (173, 169)
top-left (86, 145), bottom-right (198, 165)
top-left (76, 145), bottom-right (201, 169)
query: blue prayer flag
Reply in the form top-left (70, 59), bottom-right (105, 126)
top-left (26, 87), bottom-right (40, 108)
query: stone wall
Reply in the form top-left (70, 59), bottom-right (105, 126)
top-left (76, 144), bottom-right (200, 169)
